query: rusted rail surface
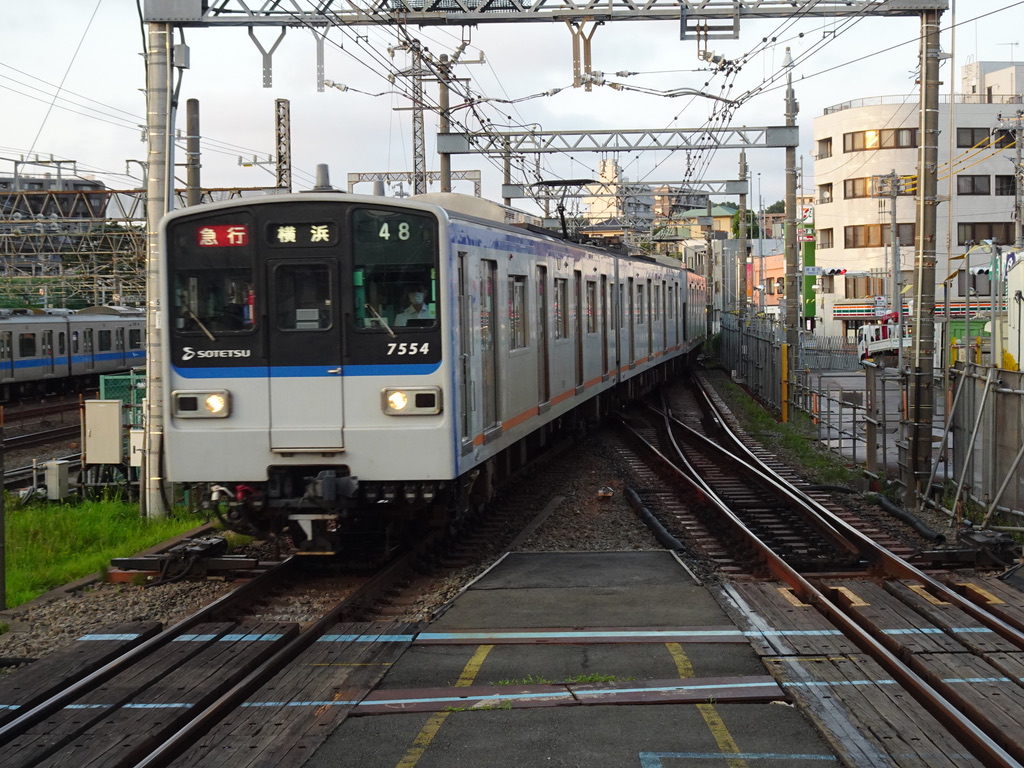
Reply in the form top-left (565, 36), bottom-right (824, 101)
top-left (616, 376), bottom-right (1024, 768)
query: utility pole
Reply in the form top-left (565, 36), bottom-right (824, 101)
top-left (783, 48), bottom-right (800, 410)
top-left (998, 110), bottom-right (1024, 249)
top-left (185, 99), bottom-right (201, 207)
top-left (738, 150), bottom-right (748, 314)
top-left (906, 9), bottom-right (942, 512)
top-left (876, 169), bottom-right (911, 369)
top-left (275, 98), bottom-right (292, 192)
top-left (438, 55), bottom-right (452, 193)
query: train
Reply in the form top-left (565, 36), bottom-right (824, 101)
top-left (0, 306), bottom-right (145, 400)
top-left (159, 191), bottom-right (707, 555)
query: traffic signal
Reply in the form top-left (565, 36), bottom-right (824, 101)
top-left (824, 268), bottom-right (847, 276)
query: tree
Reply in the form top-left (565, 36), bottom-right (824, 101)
top-left (731, 210), bottom-right (760, 239)
top-left (765, 199), bottom-right (785, 214)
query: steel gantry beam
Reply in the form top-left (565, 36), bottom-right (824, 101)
top-left (144, 0), bottom-right (947, 27)
top-left (438, 126), bottom-right (798, 155)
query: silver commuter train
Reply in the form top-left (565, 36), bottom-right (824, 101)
top-left (0, 306), bottom-right (145, 400)
top-left (159, 192), bottom-right (706, 554)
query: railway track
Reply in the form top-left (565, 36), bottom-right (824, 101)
top-left (0, 457), bottom-right (573, 768)
top-left (608, 373), bottom-right (1024, 767)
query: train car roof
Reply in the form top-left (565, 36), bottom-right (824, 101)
top-left (78, 305), bottom-right (145, 315)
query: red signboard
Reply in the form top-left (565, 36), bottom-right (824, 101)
top-left (196, 224), bottom-right (249, 247)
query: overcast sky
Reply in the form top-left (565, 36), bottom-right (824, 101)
top-left (2, 1), bottom-right (1021, 215)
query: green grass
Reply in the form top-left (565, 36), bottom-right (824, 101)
top-left (4, 499), bottom-right (204, 608)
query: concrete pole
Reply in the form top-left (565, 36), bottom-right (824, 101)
top-left (905, 10), bottom-right (942, 511)
top-left (143, 22), bottom-right (176, 518)
top-left (784, 49), bottom-right (800, 394)
top-left (738, 150), bottom-right (748, 315)
top-left (185, 99), bottom-right (201, 207)
top-left (438, 54), bottom-right (452, 193)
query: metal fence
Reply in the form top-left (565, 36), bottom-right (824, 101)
top-left (718, 314), bottom-right (1024, 531)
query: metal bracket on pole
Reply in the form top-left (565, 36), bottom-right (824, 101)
top-left (247, 25), bottom-right (287, 88)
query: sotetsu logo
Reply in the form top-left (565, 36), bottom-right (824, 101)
top-left (181, 347), bottom-right (251, 361)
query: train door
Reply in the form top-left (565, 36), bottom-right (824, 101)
top-left (267, 260), bottom-right (344, 450)
top-left (480, 260), bottom-right (499, 434)
top-left (627, 278), bottom-right (636, 365)
top-left (41, 330), bottom-right (55, 376)
top-left (536, 265), bottom-right (550, 403)
top-left (458, 252), bottom-right (473, 453)
top-left (0, 331), bottom-right (11, 381)
top-left (600, 275), bottom-right (609, 377)
top-left (574, 270), bottom-right (583, 390)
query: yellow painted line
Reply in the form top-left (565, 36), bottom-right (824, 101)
top-left (958, 582), bottom-right (1005, 604)
top-left (908, 585), bottom-right (949, 605)
top-left (777, 588), bottom-right (811, 607)
top-left (667, 643), bottom-right (748, 768)
top-left (832, 587), bottom-right (869, 607)
top-left (395, 645), bottom-right (494, 768)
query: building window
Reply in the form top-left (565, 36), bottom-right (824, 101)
top-left (817, 137), bottom-right (833, 159)
top-left (818, 228), bottom-right (834, 249)
top-left (995, 175), bottom-right (1015, 196)
top-left (844, 224), bottom-right (915, 248)
top-left (958, 222), bottom-right (1015, 246)
top-left (844, 178), bottom-right (874, 199)
top-left (846, 275), bottom-right (886, 299)
top-left (843, 128), bottom-right (917, 152)
top-left (957, 175), bottom-right (991, 195)
top-left (957, 127), bottom-right (1015, 148)
top-left (817, 183), bottom-right (833, 204)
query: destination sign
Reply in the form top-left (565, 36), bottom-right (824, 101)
top-left (267, 222), bottom-right (338, 247)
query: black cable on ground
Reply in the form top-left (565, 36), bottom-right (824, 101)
top-left (868, 493), bottom-right (946, 543)
top-left (625, 488), bottom-right (686, 552)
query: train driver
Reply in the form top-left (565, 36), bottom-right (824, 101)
top-left (394, 283), bottom-right (434, 326)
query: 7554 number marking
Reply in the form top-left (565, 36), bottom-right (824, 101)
top-left (387, 343), bottom-right (430, 355)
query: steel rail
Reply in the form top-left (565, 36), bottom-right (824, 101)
top-left (0, 557), bottom-right (298, 745)
top-left (687, 375), bottom-right (1024, 650)
top-left (620, 404), bottom-right (1022, 767)
top-left (133, 547), bottom-right (422, 768)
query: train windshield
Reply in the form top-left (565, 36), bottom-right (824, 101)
top-left (172, 261), bottom-right (255, 336)
top-left (351, 208), bottom-right (438, 331)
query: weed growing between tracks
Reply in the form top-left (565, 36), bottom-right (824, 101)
top-left (3, 498), bottom-right (202, 609)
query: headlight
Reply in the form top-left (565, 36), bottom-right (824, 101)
top-left (382, 386), bottom-right (442, 416)
top-left (172, 390), bottom-right (232, 418)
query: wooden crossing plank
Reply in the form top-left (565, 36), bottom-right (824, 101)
top-left (0, 622), bottom-right (162, 727)
top-left (2, 623), bottom-right (234, 768)
top-left (34, 622), bottom-right (297, 768)
top-left (766, 654), bottom-right (984, 768)
top-left (171, 620), bottom-right (416, 768)
top-left (724, 583), bottom-right (857, 656)
top-left (883, 580), bottom-right (1017, 655)
top-left (909, 651), bottom-right (1024, 760)
top-left (832, 580), bottom-right (966, 655)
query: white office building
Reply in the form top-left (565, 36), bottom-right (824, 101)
top-left (811, 62), bottom-right (1022, 338)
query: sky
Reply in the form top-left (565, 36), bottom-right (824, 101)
top-left (1, 0), bottom-right (1022, 217)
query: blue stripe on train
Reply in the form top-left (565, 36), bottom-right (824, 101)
top-left (173, 362), bottom-right (442, 379)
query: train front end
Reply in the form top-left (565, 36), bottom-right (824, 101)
top-left (160, 194), bottom-right (457, 555)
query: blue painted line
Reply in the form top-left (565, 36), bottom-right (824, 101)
top-left (173, 634), bottom-right (219, 642)
top-left (318, 634), bottom-right (415, 643)
top-left (639, 752), bottom-right (838, 766)
top-left (77, 633), bottom-right (143, 642)
top-left (172, 362), bottom-right (441, 379)
top-left (220, 633), bottom-right (287, 642)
